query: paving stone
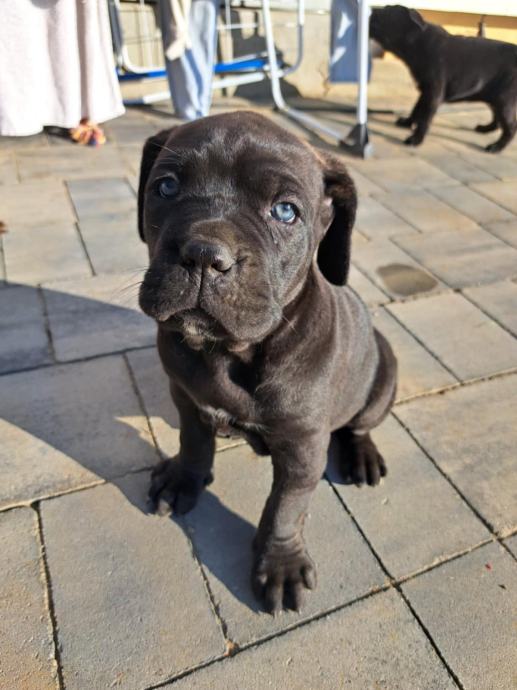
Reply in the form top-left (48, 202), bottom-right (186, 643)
top-left (422, 153), bottom-right (496, 184)
top-left (103, 120), bottom-right (161, 145)
top-left (346, 166), bottom-right (385, 197)
top-left (41, 475), bottom-right (225, 690)
top-left (67, 176), bottom-right (136, 220)
top-left (0, 133), bottom-right (49, 150)
top-left (0, 284), bottom-right (52, 373)
top-left (355, 196), bottom-right (418, 240)
top-left (352, 239), bottom-right (442, 300)
top-left (3, 221), bottom-right (91, 285)
top-left (0, 356), bottom-right (157, 509)
top-left (77, 210), bottom-right (147, 274)
top-left (394, 228), bottom-right (517, 288)
top-left (484, 219), bottom-right (517, 249)
top-left (170, 589), bottom-right (455, 690)
top-left (0, 508), bottom-right (58, 690)
top-left (0, 180), bottom-right (75, 227)
top-left (464, 281), bottom-right (517, 338)
top-left (118, 144), bottom-right (144, 176)
top-left (0, 151), bottom-right (18, 185)
top-left (372, 307), bottom-right (456, 400)
top-left (430, 185), bottom-right (514, 224)
top-left (388, 292), bottom-right (517, 381)
top-left (395, 374), bottom-right (517, 535)
top-left (348, 265), bottom-right (389, 306)
top-left (402, 543), bottom-right (517, 689)
top-left (43, 273), bottom-right (155, 361)
top-left (357, 157), bottom-right (458, 193)
top-left (378, 190), bottom-right (479, 232)
top-left (126, 347), bottom-right (245, 457)
top-left (16, 146), bottom-right (127, 182)
top-left (471, 181), bottom-right (517, 214)
top-left (328, 416), bottom-right (490, 579)
top-left (183, 444), bottom-right (387, 645)
top-left (461, 153), bottom-right (517, 181)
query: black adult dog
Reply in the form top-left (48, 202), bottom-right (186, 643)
top-left (138, 112), bottom-right (397, 613)
top-left (370, 5), bottom-right (517, 152)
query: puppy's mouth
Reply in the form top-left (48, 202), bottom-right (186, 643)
top-left (158, 308), bottom-right (226, 340)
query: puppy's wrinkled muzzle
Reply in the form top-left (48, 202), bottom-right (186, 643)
top-left (180, 239), bottom-right (235, 274)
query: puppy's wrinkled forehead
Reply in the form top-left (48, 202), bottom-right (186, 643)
top-left (151, 112), bottom-right (323, 201)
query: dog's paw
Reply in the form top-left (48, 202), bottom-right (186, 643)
top-left (252, 544), bottom-right (316, 614)
top-left (404, 133), bottom-right (423, 146)
top-left (485, 140), bottom-right (505, 154)
top-left (396, 116), bottom-right (413, 129)
top-left (147, 458), bottom-right (213, 516)
top-left (339, 433), bottom-right (387, 487)
top-left (475, 123), bottom-right (497, 134)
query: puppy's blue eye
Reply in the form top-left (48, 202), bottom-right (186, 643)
top-left (271, 202), bottom-right (297, 224)
top-left (157, 177), bottom-right (179, 199)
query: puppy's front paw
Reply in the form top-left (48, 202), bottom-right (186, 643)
top-left (339, 432), bottom-right (387, 487)
top-left (485, 140), bottom-right (505, 154)
top-left (404, 133), bottom-right (423, 146)
top-left (252, 543), bottom-right (316, 614)
top-left (396, 116), bottom-right (413, 129)
top-left (147, 458), bottom-right (213, 516)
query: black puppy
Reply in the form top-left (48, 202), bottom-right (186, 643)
top-left (370, 5), bottom-right (517, 152)
top-left (138, 112), bottom-right (397, 613)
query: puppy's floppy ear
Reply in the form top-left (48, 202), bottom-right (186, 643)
top-left (137, 128), bottom-right (175, 242)
top-left (408, 8), bottom-right (426, 30)
top-left (316, 152), bottom-right (357, 286)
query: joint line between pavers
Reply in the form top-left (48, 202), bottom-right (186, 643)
top-left (466, 180), bottom-right (517, 214)
top-left (369, 192), bottom-right (425, 235)
top-left (37, 285), bottom-right (58, 364)
top-left (395, 585), bottom-right (465, 690)
top-left (380, 303), bottom-right (462, 384)
top-left (460, 287), bottom-right (517, 341)
top-left (63, 179), bottom-right (96, 277)
top-left (34, 502), bottom-right (65, 690)
top-left (392, 411), bottom-right (500, 538)
top-left (480, 221), bottom-right (517, 251)
top-left (350, 259), bottom-right (393, 303)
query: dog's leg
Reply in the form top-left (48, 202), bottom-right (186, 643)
top-left (251, 431), bottom-right (328, 614)
top-left (395, 100), bottom-right (419, 128)
top-left (334, 329), bottom-right (396, 486)
top-left (148, 383), bottom-right (215, 515)
top-left (475, 106), bottom-right (498, 133)
top-left (485, 100), bottom-right (517, 153)
top-left (404, 87), bottom-right (442, 146)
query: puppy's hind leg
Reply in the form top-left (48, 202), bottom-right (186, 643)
top-left (333, 330), bottom-right (397, 487)
top-left (485, 99), bottom-right (517, 153)
top-left (475, 106), bottom-right (498, 133)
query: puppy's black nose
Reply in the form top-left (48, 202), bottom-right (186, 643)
top-left (180, 240), bottom-right (235, 273)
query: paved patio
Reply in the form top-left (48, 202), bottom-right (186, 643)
top-left (1, 65), bottom-right (517, 689)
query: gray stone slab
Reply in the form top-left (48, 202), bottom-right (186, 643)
top-left (461, 153), bottom-right (517, 181)
top-left (3, 221), bottom-right (91, 285)
top-left (0, 508), bottom-right (58, 690)
top-left (126, 347), bottom-right (245, 458)
top-left (16, 146), bottom-right (127, 182)
top-left (0, 356), bottom-right (157, 509)
top-left (348, 265), bottom-right (389, 307)
top-left (372, 307), bottom-right (457, 400)
top-left (472, 181), bottom-right (517, 214)
top-left (352, 239), bottom-right (443, 300)
top-left (0, 180), bottom-right (76, 228)
top-left (378, 190), bottom-right (479, 232)
top-left (394, 227), bottom-right (517, 288)
top-left (170, 589), bottom-right (455, 690)
top-left (395, 374), bottom-right (517, 535)
top-left (67, 177), bottom-right (136, 220)
top-left (329, 416), bottom-right (490, 579)
top-left (464, 281), bottom-right (517, 337)
top-left (41, 475), bottom-right (225, 690)
top-left (346, 166), bottom-right (385, 197)
top-left (388, 293), bottom-right (517, 381)
top-left (0, 133), bottom-right (49, 150)
top-left (403, 543), bottom-right (517, 690)
top-left (355, 196), bottom-right (418, 240)
top-left (183, 444), bottom-right (387, 645)
top-left (430, 185), bottom-right (514, 225)
top-left (78, 210), bottom-right (147, 274)
top-left (43, 273), bottom-right (155, 361)
top-left (0, 284), bottom-right (52, 373)
top-left (357, 157), bottom-right (457, 193)
top-left (484, 219), bottom-right (517, 249)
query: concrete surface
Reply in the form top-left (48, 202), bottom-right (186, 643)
top-left (0, 58), bottom-right (516, 689)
